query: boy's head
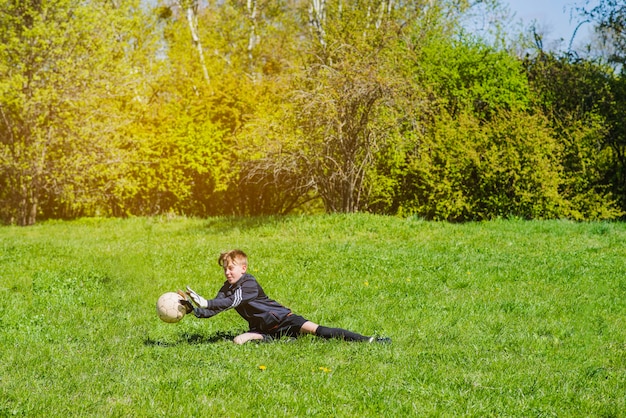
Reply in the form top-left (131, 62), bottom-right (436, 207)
top-left (218, 249), bottom-right (248, 284)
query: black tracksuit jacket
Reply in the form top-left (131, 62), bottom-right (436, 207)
top-left (193, 273), bottom-right (293, 332)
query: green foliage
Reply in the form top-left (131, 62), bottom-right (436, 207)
top-left (263, 0), bottom-right (448, 214)
top-left (1, 0), bottom-right (625, 223)
top-left (0, 0), bottom-right (158, 224)
top-left (109, 93), bottom-right (230, 217)
top-left (153, 0), bottom-right (309, 216)
top-left (417, 37), bottom-right (531, 118)
top-left (392, 110), bottom-right (566, 221)
top-left (367, 35), bottom-right (564, 221)
top-left (1, 216), bottom-right (626, 415)
top-left (525, 53), bottom-right (625, 219)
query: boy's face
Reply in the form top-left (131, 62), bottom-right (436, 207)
top-left (223, 260), bottom-right (247, 285)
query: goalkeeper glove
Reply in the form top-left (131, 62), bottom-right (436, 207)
top-left (177, 289), bottom-right (195, 314)
top-left (186, 286), bottom-right (208, 308)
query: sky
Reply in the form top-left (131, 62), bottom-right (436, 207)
top-left (505, 0), bottom-right (599, 49)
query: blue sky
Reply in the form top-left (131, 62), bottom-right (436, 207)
top-left (505, 0), bottom-right (598, 47)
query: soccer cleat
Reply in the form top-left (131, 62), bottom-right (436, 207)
top-left (368, 336), bottom-right (392, 344)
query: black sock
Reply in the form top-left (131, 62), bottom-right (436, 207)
top-left (315, 325), bottom-right (370, 342)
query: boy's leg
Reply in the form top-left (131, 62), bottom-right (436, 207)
top-left (300, 321), bottom-right (371, 342)
top-left (300, 321), bottom-right (319, 334)
top-left (233, 332), bottom-right (265, 345)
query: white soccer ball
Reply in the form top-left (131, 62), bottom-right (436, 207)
top-left (156, 292), bottom-right (186, 323)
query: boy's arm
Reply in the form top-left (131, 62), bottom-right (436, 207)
top-left (189, 280), bottom-right (258, 317)
top-left (193, 285), bottom-right (227, 318)
top-left (179, 288), bottom-right (222, 318)
top-left (192, 306), bottom-right (222, 318)
top-left (185, 284), bottom-right (227, 317)
top-left (205, 279), bottom-right (258, 310)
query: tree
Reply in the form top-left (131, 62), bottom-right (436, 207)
top-left (294, 55), bottom-right (390, 212)
top-left (158, 0), bottom-right (210, 84)
top-left (0, 0), bottom-right (157, 224)
top-left (281, 0), bottom-right (442, 213)
top-left (525, 51), bottom-right (624, 218)
top-left (152, 0), bottom-right (304, 216)
top-left (581, 0), bottom-right (626, 67)
top-left (382, 33), bottom-right (590, 221)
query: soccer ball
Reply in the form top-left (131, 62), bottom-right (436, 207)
top-left (156, 292), bottom-right (186, 323)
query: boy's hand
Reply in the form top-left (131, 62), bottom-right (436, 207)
top-left (179, 299), bottom-right (195, 314)
top-left (186, 286), bottom-right (208, 308)
top-left (177, 290), bottom-right (195, 314)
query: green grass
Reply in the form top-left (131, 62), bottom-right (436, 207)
top-left (1, 214), bottom-right (625, 417)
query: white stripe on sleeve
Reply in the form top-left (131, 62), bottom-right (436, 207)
top-left (230, 287), bottom-right (242, 308)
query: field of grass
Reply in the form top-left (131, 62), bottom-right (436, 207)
top-left (1, 214), bottom-right (625, 416)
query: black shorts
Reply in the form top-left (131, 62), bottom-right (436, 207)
top-left (262, 314), bottom-right (308, 341)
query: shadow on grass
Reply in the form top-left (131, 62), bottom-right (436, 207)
top-left (144, 330), bottom-right (239, 347)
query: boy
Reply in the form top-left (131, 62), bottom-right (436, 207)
top-left (179, 249), bottom-right (390, 345)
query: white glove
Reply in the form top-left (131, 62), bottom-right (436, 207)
top-left (186, 286), bottom-right (208, 308)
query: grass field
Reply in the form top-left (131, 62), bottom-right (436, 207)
top-left (1, 214), bottom-right (625, 417)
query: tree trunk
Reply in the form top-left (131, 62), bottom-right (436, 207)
top-left (183, 2), bottom-right (210, 85)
